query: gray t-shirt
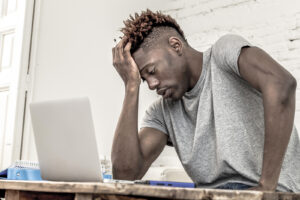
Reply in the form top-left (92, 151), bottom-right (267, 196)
top-left (141, 34), bottom-right (300, 192)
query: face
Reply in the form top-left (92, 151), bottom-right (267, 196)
top-left (132, 44), bottom-right (190, 101)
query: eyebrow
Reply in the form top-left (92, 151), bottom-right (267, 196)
top-left (139, 63), bottom-right (154, 74)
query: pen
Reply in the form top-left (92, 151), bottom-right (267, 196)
top-left (134, 180), bottom-right (195, 188)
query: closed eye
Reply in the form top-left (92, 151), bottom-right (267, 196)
top-left (141, 65), bottom-right (155, 83)
top-left (149, 67), bottom-right (155, 75)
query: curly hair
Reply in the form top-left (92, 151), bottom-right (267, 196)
top-left (121, 9), bottom-right (187, 53)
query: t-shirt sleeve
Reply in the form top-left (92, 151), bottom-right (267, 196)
top-left (140, 99), bottom-right (173, 146)
top-left (212, 34), bottom-right (252, 76)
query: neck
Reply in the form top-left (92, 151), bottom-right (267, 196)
top-left (185, 47), bottom-right (203, 90)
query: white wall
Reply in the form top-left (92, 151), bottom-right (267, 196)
top-left (22, 0), bottom-right (180, 167)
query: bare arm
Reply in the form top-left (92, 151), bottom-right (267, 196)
top-left (111, 38), bottom-right (167, 180)
top-left (238, 47), bottom-right (297, 191)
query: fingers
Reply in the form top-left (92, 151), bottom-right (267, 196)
top-left (115, 37), bottom-right (127, 61)
top-left (112, 37), bottom-right (133, 67)
top-left (124, 42), bottom-right (132, 59)
top-left (112, 47), bottom-right (117, 66)
top-left (111, 37), bottom-right (140, 85)
top-left (116, 37), bottom-right (127, 53)
top-left (112, 39), bottom-right (123, 66)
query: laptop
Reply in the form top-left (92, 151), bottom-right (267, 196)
top-left (29, 97), bottom-right (195, 187)
top-left (29, 97), bottom-right (102, 182)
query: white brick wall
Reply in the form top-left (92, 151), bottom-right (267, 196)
top-left (162, 0), bottom-right (300, 128)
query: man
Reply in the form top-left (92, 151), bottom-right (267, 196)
top-left (111, 9), bottom-right (300, 192)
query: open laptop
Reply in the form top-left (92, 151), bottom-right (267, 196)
top-left (29, 97), bottom-right (195, 187)
top-left (29, 97), bottom-right (102, 182)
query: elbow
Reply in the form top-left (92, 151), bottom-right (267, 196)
top-left (283, 76), bottom-right (297, 99)
top-left (111, 157), bottom-right (142, 180)
top-left (277, 76), bottom-right (297, 105)
top-left (264, 75), bottom-right (297, 106)
top-left (111, 164), bottom-right (139, 180)
top-left (287, 76), bottom-right (297, 91)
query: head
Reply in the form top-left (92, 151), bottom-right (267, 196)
top-left (121, 9), bottom-right (191, 100)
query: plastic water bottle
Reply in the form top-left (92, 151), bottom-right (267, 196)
top-left (100, 156), bottom-right (112, 181)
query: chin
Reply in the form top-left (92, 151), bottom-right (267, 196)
top-left (169, 93), bottom-right (182, 101)
top-left (163, 88), bottom-right (184, 101)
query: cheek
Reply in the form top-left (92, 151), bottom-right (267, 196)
top-left (158, 58), bottom-right (183, 85)
top-left (159, 70), bottom-right (182, 88)
top-left (170, 60), bottom-right (185, 81)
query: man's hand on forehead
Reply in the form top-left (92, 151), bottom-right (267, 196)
top-left (112, 36), bottom-right (141, 87)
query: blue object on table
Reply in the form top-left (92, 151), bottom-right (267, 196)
top-left (7, 167), bottom-right (42, 180)
top-left (0, 160), bottom-right (42, 181)
top-left (135, 180), bottom-right (195, 188)
top-left (102, 173), bottom-right (112, 180)
top-left (0, 167), bottom-right (42, 181)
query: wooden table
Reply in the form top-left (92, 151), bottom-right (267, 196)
top-left (0, 180), bottom-right (299, 200)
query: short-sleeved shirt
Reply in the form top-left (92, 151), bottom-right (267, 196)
top-left (141, 34), bottom-right (300, 192)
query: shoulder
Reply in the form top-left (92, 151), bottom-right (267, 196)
top-left (211, 34), bottom-right (252, 66)
top-left (213, 34), bottom-right (249, 49)
top-left (145, 97), bottom-right (180, 120)
top-left (212, 34), bottom-right (250, 52)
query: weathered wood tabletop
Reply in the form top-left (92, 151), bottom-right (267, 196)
top-left (0, 180), bottom-right (299, 200)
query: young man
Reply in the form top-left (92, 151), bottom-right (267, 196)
top-left (111, 9), bottom-right (300, 192)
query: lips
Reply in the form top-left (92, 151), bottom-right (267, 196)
top-left (157, 87), bottom-right (168, 96)
top-left (163, 89), bottom-right (172, 99)
top-left (157, 87), bottom-right (172, 99)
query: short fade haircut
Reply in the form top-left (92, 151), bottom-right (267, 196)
top-left (121, 9), bottom-right (187, 53)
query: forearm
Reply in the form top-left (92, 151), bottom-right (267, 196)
top-left (111, 84), bottom-right (144, 180)
top-left (259, 80), bottom-right (297, 190)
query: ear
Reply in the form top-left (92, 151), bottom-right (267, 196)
top-left (168, 36), bottom-right (183, 56)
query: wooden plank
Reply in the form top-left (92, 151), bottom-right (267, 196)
top-left (19, 191), bottom-right (74, 200)
top-left (0, 180), bottom-right (265, 199)
top-left (94, 194), bottom-right (152, 200)
top-left (75, 193), bottom-right (93, 200)
top-left (5, 190), bottom-right (20, 200)
top-left (263, 191), bottom-right (300, 200)
top-left (4, 190), bottom-right (74, 200)
top-left (1, 180), bottom-right (299, 200)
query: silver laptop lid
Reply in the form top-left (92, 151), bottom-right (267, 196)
top-left (30, 97), bottom-right (102, 182)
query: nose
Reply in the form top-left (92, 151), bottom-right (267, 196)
top-left (147, 77), bottom-right (159, 90)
